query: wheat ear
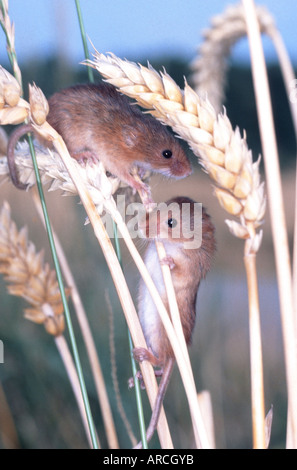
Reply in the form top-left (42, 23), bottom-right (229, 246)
top-left (190, 3), bottom-right (276, 112)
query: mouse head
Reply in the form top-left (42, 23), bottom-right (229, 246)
top-left (139, 196), bottom-right (215, 251)
top-left (122, 117), bottom-right (192, 179)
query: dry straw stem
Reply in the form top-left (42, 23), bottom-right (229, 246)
top-left (32, 189), bottom-right (119, 449)
top-left (154, 240), bottom-right (192, 375)
top-left (244, 244), bottom-right (265, 448)
top-left (266, 19), bottom-right (297, 451)
top-left (50, 113), bottom-right (205, 447)
top-left (54, 333), bottom-right (98, 448)
top-left (190, 3), bottom-right (275, 113)
top-left (106, 291), bottom-right (137, 447)
top-left (0, 201), bottom-right (96, 447)
top-left (85, 49), bottom-right (268, 448)
top-left (242, 0), bottom-right (297, 448)
top-left (197, 390), bottom-right (216, 449)
top-left (265, 18), bottom-right (297, 331)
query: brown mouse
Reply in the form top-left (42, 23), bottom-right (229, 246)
top-left (133, 196), bottom-right (216, 448)
top-left (6, 83), bottom-right (192, 194)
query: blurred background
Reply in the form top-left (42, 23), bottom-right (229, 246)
top-left (0, 0), bottom-right (296, 449)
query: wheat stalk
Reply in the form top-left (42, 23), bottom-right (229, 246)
top-left (242, 0), bottom-right (297, 448)
top-left (265, 17), bottom-right (297, 451)
top-left (190, 2), bottom-right (276, 112)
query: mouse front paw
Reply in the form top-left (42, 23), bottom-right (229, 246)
top-left (72, 150), bottom-right (98, 166)
top-left (160, 255), bottom-right (175, 270)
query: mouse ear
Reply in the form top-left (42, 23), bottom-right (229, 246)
top-left (122, 125), bottom-right (139, 148)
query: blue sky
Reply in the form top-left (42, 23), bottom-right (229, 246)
top-left (3, 0), bottom-right (297, 67)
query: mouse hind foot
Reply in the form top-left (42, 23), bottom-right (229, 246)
top-left (133, 347), bottom-right (161, 367)
top-left (128, 347), bottom-right (164, 389)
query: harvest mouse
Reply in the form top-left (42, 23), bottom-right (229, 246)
top-left (6, 83), bottom-right (192, 198)
top-left (133, 196), bottom-right (216, 448)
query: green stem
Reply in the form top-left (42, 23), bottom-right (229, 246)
top-left (0, 24), bottom-right (19, 86)
top-left (74, 0), bottom-right (147, 447)
top-left (128, 332), bottom-right (148, 448)
top-left (28, 138), bottom-right (99, 450)
top-left (74, 0), bottom-right (94, 83)
top-left (113, 221), bottom-right (148, 449)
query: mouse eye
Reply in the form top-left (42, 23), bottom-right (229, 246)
top-left (167, 218), bottom-right (177, 228)
top-left (162, 149), bottom-right (173, 159)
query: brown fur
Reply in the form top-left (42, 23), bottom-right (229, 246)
top-left (7, 83), bottom-right (192, 190)
top-left (134, 196), bottom-right (216, 447)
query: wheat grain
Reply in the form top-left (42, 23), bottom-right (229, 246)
top-left (29, 82), bottom-right (49, 125)
top-left (0, 138), bottom-right (122, 214)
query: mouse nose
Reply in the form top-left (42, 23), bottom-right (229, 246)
top-left (172, 159), bottom-right (192, 178)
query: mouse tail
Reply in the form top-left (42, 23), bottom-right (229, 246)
top-left (7, 123), bottom-right (33, 190)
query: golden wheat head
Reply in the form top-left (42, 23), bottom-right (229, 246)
top-left (0, 201), bottom-right (65, 335)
